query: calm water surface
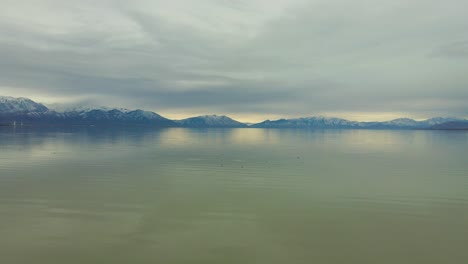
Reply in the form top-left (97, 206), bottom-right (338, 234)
top-left (0, 127), bottom-right (467, 264)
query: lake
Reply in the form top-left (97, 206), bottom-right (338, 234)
top-left (0, 127), bottom-right (467, 264)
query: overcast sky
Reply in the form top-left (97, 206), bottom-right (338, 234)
top-left (1, 0), bottom-right (467, 121)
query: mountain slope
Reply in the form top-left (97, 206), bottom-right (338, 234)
top-left (1, 96), bottom-right (466, 129)
top-left (0, 96), bottom-right (175, 126)
top-left (252, 117), bottom-right (467, 129)
top-left (176, 115), bottom-right (247, 128)
top-left (251, 116), bottom-right (360, 128)
top-left (0, 96), bottom-right (49, 113)
top-left (429, 121), bottom-right (468, 130)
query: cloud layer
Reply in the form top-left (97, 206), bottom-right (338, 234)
top-left (1, 0), bottom-right (467, 121)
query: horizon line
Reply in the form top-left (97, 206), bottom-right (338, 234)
top-left (1, 95), bottom-right (467, 124)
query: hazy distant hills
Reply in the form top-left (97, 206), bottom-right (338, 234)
top-left (1, 96), bottom-right (467, 129)
top-left (250, 116), bottom-right (467, 129)
top-left (176, 115), bottom-right (247, 128)
top-left (429, 121), bottom-right (468, 130)
top-left (251, 117), bottom-right (361, 129)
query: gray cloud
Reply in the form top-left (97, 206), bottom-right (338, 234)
top-left (1, 0), bottom-right (467, 121)
top-left (432, 41), bottom-right (468, 58)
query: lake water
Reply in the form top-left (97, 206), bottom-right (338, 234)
top-left (0, 127), bottom-right (467, 264)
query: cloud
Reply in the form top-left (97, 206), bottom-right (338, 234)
top-left (432, 41), bottom-right (468, 58)
top-left (0, 0), bottom-right (467, 120)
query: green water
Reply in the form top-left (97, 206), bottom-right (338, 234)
top-left (0, 127), bottom-right (467, 264)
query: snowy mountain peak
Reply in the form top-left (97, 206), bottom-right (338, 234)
top-left (1, 96), bottom-right (466, 129)
top-left (251, 116), bottom-right (359, 128)
top-left (0, 96), bottom-right (174, 126)
top-left (0, 96), bottom-right (49, 113)
top-left (385, 118), bottom-right (419, 126)
top-left (199, 115), bottom-right (231, 120)
top-left (47, 103), bottom-right (131, 113)
top-left (177, 115), bottom-right (247, 128)
top-left (422, 117), bottom-right (462, 126)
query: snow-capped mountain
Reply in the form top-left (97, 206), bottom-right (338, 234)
top-left (252, 116), bottom-right (467, 129)
top-left (251, 116), bottom-right (360, 128)
top-left (429, 120), bottom-right (468, 130)
top-left (176, 115), bottom-right (247, 128)
top-left (382, 118), bottom-right (421, 127)
top-left (360, 117), bottom-right (466, 129)
top-left (0, 96), bottom-right (49, 113)
top-left (48, 103), bottom-right (131, 114)
top-left (1, 96), bottom-right (466, 129)
top-left (0, 96), bottom-right (175, 126)
top-left (420, 117), bottom-right (464, 127)
top-left (72, 109), bottom-right (173, 124)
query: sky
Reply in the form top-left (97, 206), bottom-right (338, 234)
top-left (0, 0), bottom-right (467, 122)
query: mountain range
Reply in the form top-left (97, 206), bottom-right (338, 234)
top-left (175, 115), bottom-right (247, 128)
top-left (251, 116), bottom-right (468, 129)
top-left (1, 96), bottom-right (467, 129)
top-left (0, 96), bottom-right (175, 126)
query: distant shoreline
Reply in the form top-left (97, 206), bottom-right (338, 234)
top-left (1, 96), bottom-right (468, 130)
top-left (1, 123), bottom-right (467, 131)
